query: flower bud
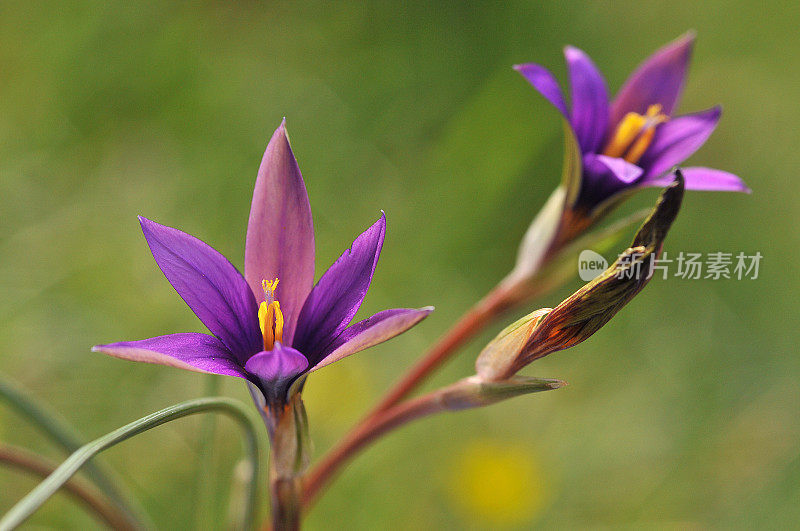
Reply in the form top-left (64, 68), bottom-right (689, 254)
top-left (434, 375), bottom-right (566, 411)
top-left (477, 171), bottom-right (684, 381)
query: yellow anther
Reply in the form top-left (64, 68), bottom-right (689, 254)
top-left (258, 278), bottom-right (284, 350)
top-left (623, 126), bottom-right (657, 165)
top-left (602, 104), bottom-right (668, 164)
top-left (262, 278), bottom-right (279, 301)
top-left (603, 113), bottom-right (646, 158)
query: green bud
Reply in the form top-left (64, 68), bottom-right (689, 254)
top-left (436, 375), bottom-right (566, 411)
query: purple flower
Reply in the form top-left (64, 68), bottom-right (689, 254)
top-left (94, 122), bottom-right (432, 406)
top-left (515, 33), bottom-right (748, 221)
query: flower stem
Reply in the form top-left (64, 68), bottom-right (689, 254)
top-left (0, 443), bottom-right (136, 530)
top-left (366, 283), bottom-right (515, 417)
top-left (300, 280), bottom-right (545, 509)
top-left (264, 394), bottom-right (310, 531)
top-left (269, 474), bottom-right (301, 530)
top-left (297, 288), bottom-right (509, 510)
top-left (0, 375), bottom-right (149, 528)
top-left (0, 397), bottom-right (261, 531)
top-left (301, 209), bottom-right (648, 507)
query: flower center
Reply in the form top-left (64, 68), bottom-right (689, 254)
top-left (258, 278), bottom-right (284, 351)
top-left (602, 104), bottom-right (668, 164)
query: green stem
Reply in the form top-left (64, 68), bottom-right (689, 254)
top-left (0, 375), bottom-right (148, 527)
top-left (0, 397), bottom-right (261, 531)
top-left (195, 375), bottom-right (222, 528)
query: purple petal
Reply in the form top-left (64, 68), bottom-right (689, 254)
top-left (639, 107), bottom-right (720, 180)
top-left (564, 46), bottom-right (609, 153)
top-left (611, 32), bottom-right (695, 125)
top-left (645, 167), bottom-right (750, 192)
top-left (245, 121), bottom-right (315, 345)
top-left (577, 154), bottom-right (644, 210)
top-left (586, 154), bottom-right (643, 184)
top-left (309, 307), bottom-right (434, 371)
top-left (293, 213), bottom-right (386, 358)
top-left (639, 106), bottom-right (722, 182)
top-left (92, 333), bottom-right (247, 378)
top-left (139, 217), bottom-right (261, 360)
top-left (514, 63), bottom-right (569, 119)
top-left (244, 342), bottom-right (308, 382)
top-left (244, 343), bottom-right (308, 404)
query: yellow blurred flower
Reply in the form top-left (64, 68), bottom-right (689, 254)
top-left (445, 439), bottom-right (551, 527)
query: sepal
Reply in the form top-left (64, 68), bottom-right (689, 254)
top-left (435, 375), bottom-right (566, 411)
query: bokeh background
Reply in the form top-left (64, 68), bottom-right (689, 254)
top-left (1, 1), bottom-right (798, 528)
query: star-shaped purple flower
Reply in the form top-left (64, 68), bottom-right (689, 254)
top-left (94, 122), bottom-right (432, 406)
top-left (515, 32), bottom-right (749, 218)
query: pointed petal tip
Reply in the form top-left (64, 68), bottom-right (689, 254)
top-left (267, 119), bottom-right (292, 152)
top-left (679, 29), bottom-right (697, 45)
top-left (370, 211), bottom-right (388, 238)
top-left (611, 32), bottom-right (697, 122)
top-left (514, 61), bottom-right (571, 120)
top-left (291, 211), bottom-right (388, 356)
top-left (715, 179), bottom-right (751, 194)
top-left (137, 216), bottom-right (161, 233)
top-left (563, 44), bottom-right (588, 59)
top-left (650, 167), bottom-right (749, 194)
top-left (91, 334), bottom-right (248, 378)
top-left (272, 120), bottom-right (289, 142)
top-left (138, 215), bottom-right (155, 234)
top-left (308, 306), bottom-right (434, 372)
top-left (247, 117), bottom-right (314, 342)
top-left (663, 31), bottom-right (696, 56)
top-left (513, 62), bottom-right (542, 73)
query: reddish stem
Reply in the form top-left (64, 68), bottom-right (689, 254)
top-left (302, 390), bottom-right (448, 508)
top-left (0, 443), bottom-right (137, 530)
top-left (301, 282), bottom-right (524, 510)
top-left (368, 283), bottom-right (515, 416)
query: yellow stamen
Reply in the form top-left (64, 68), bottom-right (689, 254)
top-left (258, 278), bottom-right (284, 350)
top-left (262, 278), bottom-right (279, 300)
top-left (602, 113), bottom-right (647, 158)
top-left (623, 126), bottom-right (657, 165)
top-left (602, 104), bottom-right (668, 164)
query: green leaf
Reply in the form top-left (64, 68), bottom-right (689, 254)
top-left (0, 397), bottom-right (262, 531)
top-left (0, 375), bottom-right (149, 528)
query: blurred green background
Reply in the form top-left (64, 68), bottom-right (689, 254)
top-left (1, 1), bottom-right (797, 528)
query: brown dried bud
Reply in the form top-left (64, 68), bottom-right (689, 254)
top-left (477, 171), bottom-right (685, 381)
